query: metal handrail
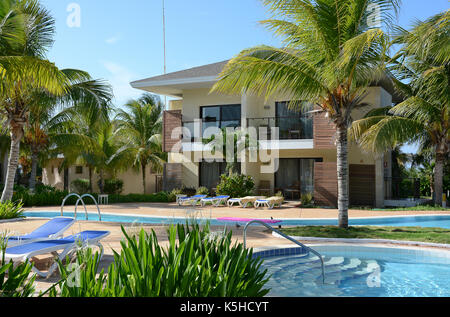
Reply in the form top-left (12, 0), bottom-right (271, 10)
top-left (243, 220), bottom-right (325, 284)
top-left (61, 193), bottom-right (87, 218)
top-left (61, 193), bottom-right (102, 221)
top-left (75, 194), bottom-right (102, 221)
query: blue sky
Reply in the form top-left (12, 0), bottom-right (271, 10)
top-left (41, 0), bottom-right (448, 152)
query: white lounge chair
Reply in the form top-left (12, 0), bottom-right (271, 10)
top-left (3, 230), bottom-right (110, 278)
top-left (201, 195), bottom-right (230, 207)
top-left (6, 217), bottom-right (75, 247)
top-left (177, 195), bottom-right (207, 206)
top-left (254, 197), bottom-right (284, 209)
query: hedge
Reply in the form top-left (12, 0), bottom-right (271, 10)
top-left (11, 189), bottom-right (171, 207)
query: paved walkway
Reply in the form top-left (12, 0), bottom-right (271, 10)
top-left (29, 201), bottom-right (450, 219)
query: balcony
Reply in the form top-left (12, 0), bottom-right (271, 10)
top-left (247, 116), bottom-right (313, 140)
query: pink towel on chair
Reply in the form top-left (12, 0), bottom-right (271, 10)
top-left (217, 217), bottom-right (282, 224)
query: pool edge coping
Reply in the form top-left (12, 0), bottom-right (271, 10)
top-left (271, 232), bottom-right (450, 250)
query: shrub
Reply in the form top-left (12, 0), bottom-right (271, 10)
top-left (71, 179), bottom-right (90, 194)
top-left (50, 223), bottom-right (270, 297)
top-left (34, 184), bottom-right (57, 194)
top-left (0, 234), bottom-right (36, 297)
top-left (215, 174), bottom-right (255, 198)
top-left (196, 186), bottom-right (210, 195)
top-left (0, 201), bottom-right (24, 220)
top-left (300, 193), bottom-right (314, 207)
top-left (103, 179), bottom-right (124, 195)
top-left (167, 188), bottom-right (183, 202)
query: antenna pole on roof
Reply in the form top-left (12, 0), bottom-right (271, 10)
top-left (163, 0), bottom-right (167, 109)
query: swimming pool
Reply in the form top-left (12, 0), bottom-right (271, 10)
top-left (23, 211), bottom-right (450, 229)
top-left (257, 245), bottom-right (450, 297)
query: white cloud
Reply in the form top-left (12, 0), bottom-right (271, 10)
top-left (101, 61), bottom-right (142, 106)
top-left (105, 34), bottom-right (121, 45)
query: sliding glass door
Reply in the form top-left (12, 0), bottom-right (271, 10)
top-left (275, 158), bottom-right (315, 195)
top-left (199, 161), bottom-right (241, 190)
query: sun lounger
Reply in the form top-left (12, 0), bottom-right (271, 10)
top-left (3, 230), bottom-right (110, 278)
top-left (177, 195), bottom-right (208, 206)
top-left (201, 195), bottom-right (230, 207)
top-left (239, 196), bottom-right (258, 208)
top-left (254, 196), bottom-right (284, 209)
top-left (6, 217), bottom-right (75, 247)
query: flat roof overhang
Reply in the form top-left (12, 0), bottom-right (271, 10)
top-left (130, 76), bottom-right (218, 98)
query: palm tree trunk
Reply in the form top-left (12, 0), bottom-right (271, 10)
top-left (1, 124), bottom-right (24, 202)
top-left (336, 126), bottom-right (349, 229)
top-left (29, 151), bottom-right (38, 192)
top-left (142, 163), bottom-right (147, 195)
top-left (98, 170), bottom-right (105, 194)
top-left (434, 152), bottom-right (445, 206)
top-left (88, 168), bottom-right (93, 193)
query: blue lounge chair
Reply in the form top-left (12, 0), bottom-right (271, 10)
top-left (3, 230), bottom-right (110, 277)
top-left (6, 217), bottom-right (75, 247)
top-left (177, 195), bottom-right (207, 206)
top-left (201, 195), bottom-right (230, 207)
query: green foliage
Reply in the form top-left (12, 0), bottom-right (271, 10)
top-left (0, 235), bottom-right (36, 297)
top-left (103, 179), bottom-right (124, 195)
top-left (49, 223), bottom-right (270, 297)
top-left (300, 193), bottom-right (314, 207)
top-left (167, 188), bottom-right (183, 202)
top-left (47, 248), bottom-right (108, 297)
top-left (216, 174), bottom-right (255, 198)
top-left (71, 179), bottom-right (91, 195)
top-left (196, 187), bottom-right (210, 195)
top-left (0, 201), bottom-right (25, 220)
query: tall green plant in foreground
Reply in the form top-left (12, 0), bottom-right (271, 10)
top-left (0, 234), bottom-right (36, 297)
top-left (50, 223), bottom-right (270, 297)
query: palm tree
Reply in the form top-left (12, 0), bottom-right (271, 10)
top-left (114, 94), bottom-right (166, 194)
top-left (351, 11), bottom-right (449, 205)
top-left (211, 0), bottom-right (400, 228)
top-left (25, 83), bottom-right (112, 191)
top-left (50, 101), bottom-right (115, 193)
top-left (0, 0), bottom-right (111, 200)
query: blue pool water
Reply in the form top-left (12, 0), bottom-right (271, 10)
top-left (258, 245), bottom-right (450, 297)
top-left (23, 211), bottom-right (450, 228)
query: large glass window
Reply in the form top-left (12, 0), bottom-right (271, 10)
top-left (201, 105), bottom-right (241, 136)
top-left (275, 158), bottom-right (315, 196)
top-left (199, 161), bottom-right (241, 190)
top-left (276, 101), bottom-right (313, 139)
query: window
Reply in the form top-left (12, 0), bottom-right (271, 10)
top-left (275, 158), bottom-right (315, 195)
top-left (200, 105), bottom-right (241, 136)
top-left (75, 166), bottom-right (83, 174)
top-left (275, 101), bottom-right (313, 139)
top-left (199, 161), bottom-right (241, 190)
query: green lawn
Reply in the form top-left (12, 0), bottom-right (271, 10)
top-left (280, 226), bottom-right (450, 244)
top-left (348, 205), bottom-right (450, 211)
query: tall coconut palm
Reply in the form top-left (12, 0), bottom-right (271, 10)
top-left (114, 94), bottom-right (166, 194)
top-left (0, 0), bottom-right (110, 200)
top-left (351, 11), bottom-right (449, 205)
top-left (211, 0), bottom-right (400, 228)
top-left (25, 82), bottom-right (112, 191)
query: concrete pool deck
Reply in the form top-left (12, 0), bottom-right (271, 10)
top-left (27, 201), bottom-right (450, 219)
top-left (1, 202), bottom-right (449, 293)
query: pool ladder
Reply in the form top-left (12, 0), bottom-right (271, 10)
top-left (61, 193), bottom-right (102, 221)
top-left (243, 220), bottom-right (325, 284)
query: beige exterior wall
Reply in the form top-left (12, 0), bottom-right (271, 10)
top-left (181, 88), bottom-right (242, 121)
top-left (166, 85), bottom-right (391, 201)
top-left (42, 159), bottom-right (160, 195)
